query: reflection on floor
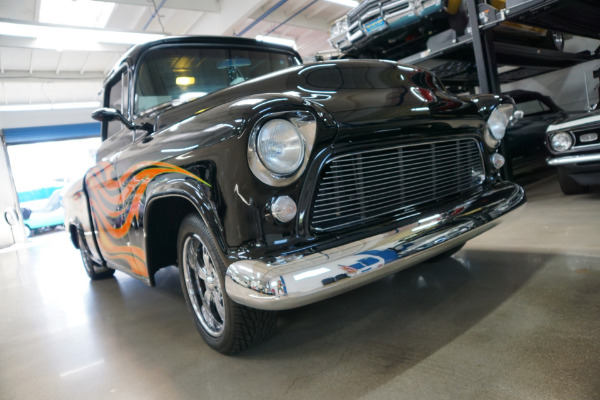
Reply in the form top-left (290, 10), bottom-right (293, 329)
top-left (1, 175), bottom-right (599, 400)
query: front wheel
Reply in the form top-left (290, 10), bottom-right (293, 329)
top-left (177, 214), bottom-right (276, 354)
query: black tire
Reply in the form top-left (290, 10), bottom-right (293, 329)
top-left (557, 168), bottom-right (586, 195)
top-left (78, 230), bottom-right (115, 280)
top-left (424, 243), bottom-right (465, 263)
top-left (177, 214), bottom-right (277, 354)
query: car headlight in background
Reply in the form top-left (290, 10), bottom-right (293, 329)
top-left (484, 103), bottom-right (514, 148)
top-left (549, 132), bottom-right (574, 152)
top-left (330, 17), bottom-right (348, 37)
top-left (257, 119), bottom-right (305, 175)
top-left (248, 112), bottom-right (317, 187)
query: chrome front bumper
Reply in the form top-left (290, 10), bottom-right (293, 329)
top-left (547, 153), bottom-right (600, 166)
top-left (225, 182), bottom-right (525, 311)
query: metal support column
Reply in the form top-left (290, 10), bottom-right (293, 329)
top-left (465, 0), bottom-right (501, 94)
top-left (465, 0), bottom-right (510, 178)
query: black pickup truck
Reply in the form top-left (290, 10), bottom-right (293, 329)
top-left (64, 36), bottom-right (525, 353)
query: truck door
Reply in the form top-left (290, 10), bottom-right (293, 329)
top-left (85, 68), bottom-right (145, 276)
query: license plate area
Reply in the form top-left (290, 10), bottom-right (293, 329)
top-left (364, 17), bottom-right (385, 34)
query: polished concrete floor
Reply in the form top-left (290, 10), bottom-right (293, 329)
top-left (1, 174), bottom-right (599, 400)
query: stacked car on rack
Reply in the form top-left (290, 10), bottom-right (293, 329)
top-left (329, 0), bottom-right (564, 60)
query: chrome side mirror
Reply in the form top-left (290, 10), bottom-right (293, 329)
top-left (92, 107), bottom-right (126, 124)
top-left (92, 108), bottom-right (152, 132)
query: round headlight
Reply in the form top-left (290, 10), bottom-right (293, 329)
top-left (487, 106), bottom-right (510, 141)
top-left (550, 132), bottom-right (574, 152)
top-left (257, 119), bottom-right (305, 175)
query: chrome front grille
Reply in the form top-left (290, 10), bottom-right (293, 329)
top-left (348, 1), bottom-right (380, 25)
top-left (311, 139), bottom-right (485, 231)
top-left (382, 0), bottom-right (412, 17)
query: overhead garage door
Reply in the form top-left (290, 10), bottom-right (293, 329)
top-left (2, 123), bottom-right (100, 145)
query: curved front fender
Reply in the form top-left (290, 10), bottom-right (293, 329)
top-left (144, 177), bottom-right (226, 254)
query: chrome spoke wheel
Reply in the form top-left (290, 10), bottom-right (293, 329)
top-left (182, 233), bottom-right (225, 337)
top-left (178, 214), bottom-right (277, 353)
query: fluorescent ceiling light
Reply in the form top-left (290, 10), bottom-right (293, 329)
top-left (0, 21), bottom-right (165, 51)
top-left (322, 0), bottom-right (359, 7)
top-left (256, 35), bottom-right (297, 50)
top-left (176, 77), bottom-right (196, 86)
top-left (40, 0), bottom-right (115, 28)
top-left (0, 101), bottom-right (101, 112)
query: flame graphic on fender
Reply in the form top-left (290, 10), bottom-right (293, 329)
top-left (86, 161), bottom-right (210, 277)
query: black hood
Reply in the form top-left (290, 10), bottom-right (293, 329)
top-left (141, 60), bottom-right (481, 133)
top-left (547, 109), bottom-right (600, 132)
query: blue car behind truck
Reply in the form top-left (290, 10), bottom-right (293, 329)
top-left (19, 188), bottom-right (65, 236)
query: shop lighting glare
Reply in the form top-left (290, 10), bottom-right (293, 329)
top-left (255, 35), bottom-right (297, 50)
top-left (40, 0), bottom-right (115, 28)
top-left (0, 101), bottom-right (101, 112)
top-left (0, 21), bottom-right (166, 51)
top-left (323, 0), bottom-right (359, 7)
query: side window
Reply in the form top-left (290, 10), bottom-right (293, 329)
top-left (515, 99), bottom-right (551, 116)
top-left (104, 70), bottom-right (129, 139)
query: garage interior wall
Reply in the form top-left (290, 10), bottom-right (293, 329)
top-left (0, 132), bottom-right (26, 249)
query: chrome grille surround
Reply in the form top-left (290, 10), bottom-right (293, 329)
top-left (310, 138), bottom-right (485, 232)
top-left (347, 1), bottom-right (380, 26)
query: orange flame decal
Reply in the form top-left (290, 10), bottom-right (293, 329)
top-left (86, 161), bottom-right (210, 277)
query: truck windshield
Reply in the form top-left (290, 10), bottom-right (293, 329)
top-left (134, 46), bottom-right (301, 114)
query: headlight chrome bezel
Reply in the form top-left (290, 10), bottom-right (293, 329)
top-left (549, 131), bottom-right (575, 152)
top-left (484, 103), bottom-right (514, 149)
top-left (248, 111), bottom-right (317, 187)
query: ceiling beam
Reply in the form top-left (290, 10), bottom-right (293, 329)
top-left (0, 20), bottom-right (164, 51)
top-left (80, 53), bottom-right (90, 75)
top-left (0, 71), bottom-right (106, 81)
top-left (56, 52), bottom-right (63, 75)
top-left (29, 51), bottom-right (33, 75)
top-left (0, 36), bottom-right (131, 53)
top-left (186, 0), bottom-right (266, 36)
top-left (1, 0), bottom-right (37, 22)
top-left (249, 7), bottom-right (332, 32)
top-left (94, 0), bottom-right (220, 12)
